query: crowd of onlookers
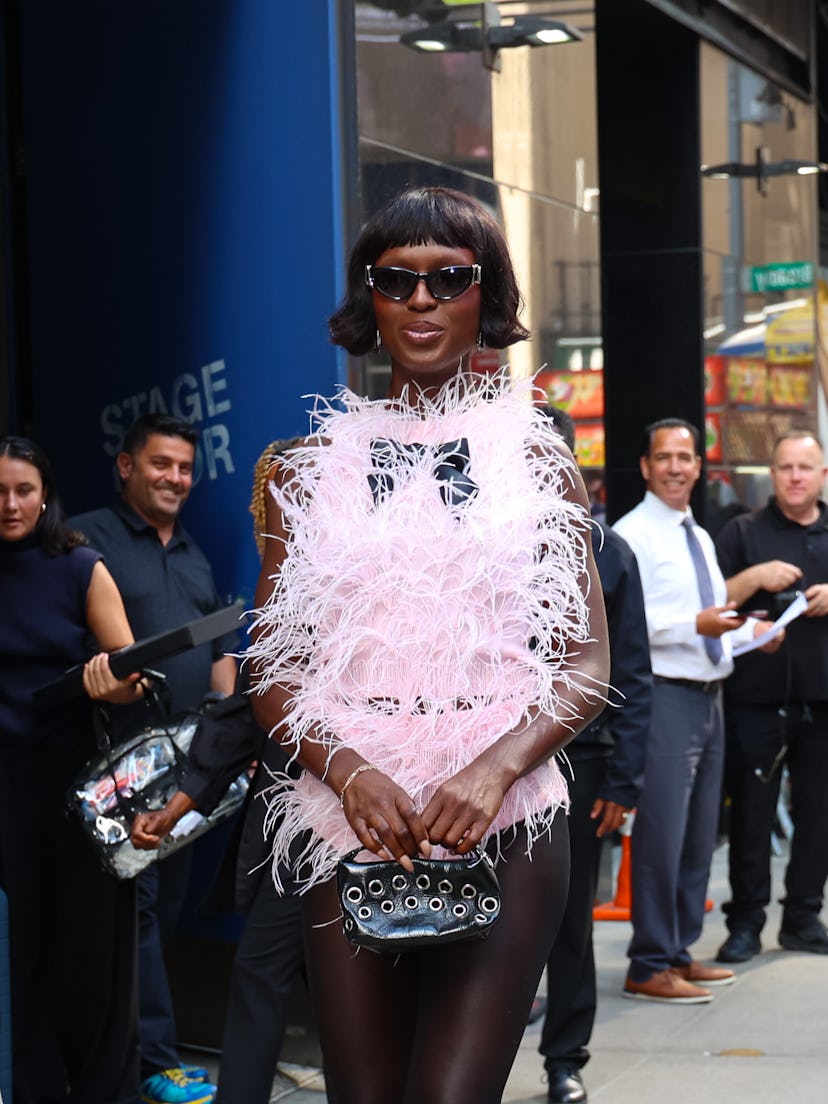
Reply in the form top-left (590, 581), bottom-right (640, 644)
top-left (541, 414), bottom-right (828, 1104)
top-left (1, 416), bottom-right (244, 1104)
top-left (3, 403), bottom-right (827, 1104)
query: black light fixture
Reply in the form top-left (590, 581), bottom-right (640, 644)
top-left (400, 2), bottom-right (583, 70)
top-left (701, 147), bottom-right (828, 195)
top-left (489, 15), bottom-right (583, 48)
top-left (400, 20), bottom-right (483, 53)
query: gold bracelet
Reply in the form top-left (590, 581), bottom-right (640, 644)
top-left (339, 763), bottom-right (378, 808)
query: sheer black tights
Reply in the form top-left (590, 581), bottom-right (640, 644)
top-left (302, 814), bottom-right (570, 1104)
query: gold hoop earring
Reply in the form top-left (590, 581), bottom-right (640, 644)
top-left (40, 502), bottom-right (46, 513)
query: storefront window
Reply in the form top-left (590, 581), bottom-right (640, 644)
top-left (700, 44), bottom-right (821, 523)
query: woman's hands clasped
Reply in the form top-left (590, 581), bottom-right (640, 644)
top-left (341, 769), bottom-right (431, 871)
top-left (341, 760), bottom-right (510, 868)
top-left (421, 762), bottom-right (508, 855)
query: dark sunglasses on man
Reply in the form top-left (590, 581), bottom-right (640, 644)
top-left (365, 264), bottom-right (482, 302)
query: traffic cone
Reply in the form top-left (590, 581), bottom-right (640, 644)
top-left (593, 822), bottom-right (633, 921)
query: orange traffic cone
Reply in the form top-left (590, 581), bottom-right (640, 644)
top-left (593, 832), bottom-right (632, 921)
top-left (592, 819), bottom-right (715, 921)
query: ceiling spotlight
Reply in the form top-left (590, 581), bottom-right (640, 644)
top-left (776, 159), bottom-right (828, 176)
top-left (489, 16), bottom-right (583, 48)
top-left (701, 148), bottom-right (828, 194)
top-left (400, 21), bottom-right (482, 52)
top-left (700, 161), bottom-right (754, 180)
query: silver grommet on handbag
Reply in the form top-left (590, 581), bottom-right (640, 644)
top-left (368, 879), bottom-right (384, 896)
top-left (438, 879), bottom-right (453, 894)
top-left (416, 874), bottom-right (431, 890)
top-left (344, 886), bottom-right (364, 904)
top-left (474, 913), bottom-right (488, 925)
top-left (404, 895), bottom-right (419, 910)
top-left (452, 902), bottom-right (467, 918)
top-left (392, 873), bottom-right (408, 891)
top-left (380, 899), bottom-right (395, 913)
top-left (344, 918), bottom-right (353, 931)
top-left (358, 905), bottom-right (372, 920)
top-left (480, 896), bottom-right (499, 913)
top-left (460, 883), bottom-right (477, 899)
top-left (429, 897), bottom-right (443, 911)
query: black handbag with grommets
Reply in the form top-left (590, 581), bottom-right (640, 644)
top-left (336, 845), bottom-right (501, 953)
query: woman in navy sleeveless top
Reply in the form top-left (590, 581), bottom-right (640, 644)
top-left (0, 436), bottom-right (144, 1104)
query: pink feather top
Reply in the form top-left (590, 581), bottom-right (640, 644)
top-left (248, 371), bottom-right (599, 891)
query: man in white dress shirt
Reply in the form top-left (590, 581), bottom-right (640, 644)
top-left (614, 419), bottom-right (779, 1003)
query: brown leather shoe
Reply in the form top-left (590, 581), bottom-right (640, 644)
top-left (675, 960), bottom-right (735, 987)
top-left (623, 967), bottom-right (712, 1004)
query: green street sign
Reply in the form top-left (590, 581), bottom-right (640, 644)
top-left (748, 261), bottom-right (814, 293)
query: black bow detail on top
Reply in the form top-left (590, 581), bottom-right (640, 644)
top-left (367, 437), bottom-right (478, 509)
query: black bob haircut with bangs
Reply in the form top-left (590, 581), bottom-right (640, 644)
top-left (328, 186), bottom-right (530, 356)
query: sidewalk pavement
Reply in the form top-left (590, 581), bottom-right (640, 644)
top-left (184, 839), bottom-right (828, 1103)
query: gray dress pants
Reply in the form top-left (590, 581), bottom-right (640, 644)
top-left (627, 679), bottom-right (724, 982)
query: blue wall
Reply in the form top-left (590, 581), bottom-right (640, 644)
top-left (19, 1), bottom-right (346, 603)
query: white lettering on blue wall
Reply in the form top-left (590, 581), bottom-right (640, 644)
top-left (99, 358), bottom-right (236, 484)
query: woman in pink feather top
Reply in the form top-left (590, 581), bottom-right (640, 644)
top-left (247, 186), bottom-right (609, 1103)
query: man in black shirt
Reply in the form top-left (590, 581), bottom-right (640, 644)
top-left (72, 414), bottom-right (237, 1104)
top-left (715, 430), bottom-right (828, 962)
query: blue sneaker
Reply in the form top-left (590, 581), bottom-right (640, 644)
top-left (140, 1069), bottom-right (217, 1104)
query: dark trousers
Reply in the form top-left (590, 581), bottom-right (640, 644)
top-left (628, 682), bottom-right (724, 981)
top-left (539, 757), bottom-right (606, 1073)
top-left (723, 701), bottom-right (828, 934)
top-left (137, 849), bottom-right (192, 1077)
top-left (214, 879), bottom-right (305, 1103)
top-left (0, 748), bottom-right (140, 1104)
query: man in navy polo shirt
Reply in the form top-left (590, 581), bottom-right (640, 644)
top-left (72, 413), bottom-right (236, 1104)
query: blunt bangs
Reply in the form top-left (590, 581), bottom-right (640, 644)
top-left (357, 189), bottom-right (491, 263)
